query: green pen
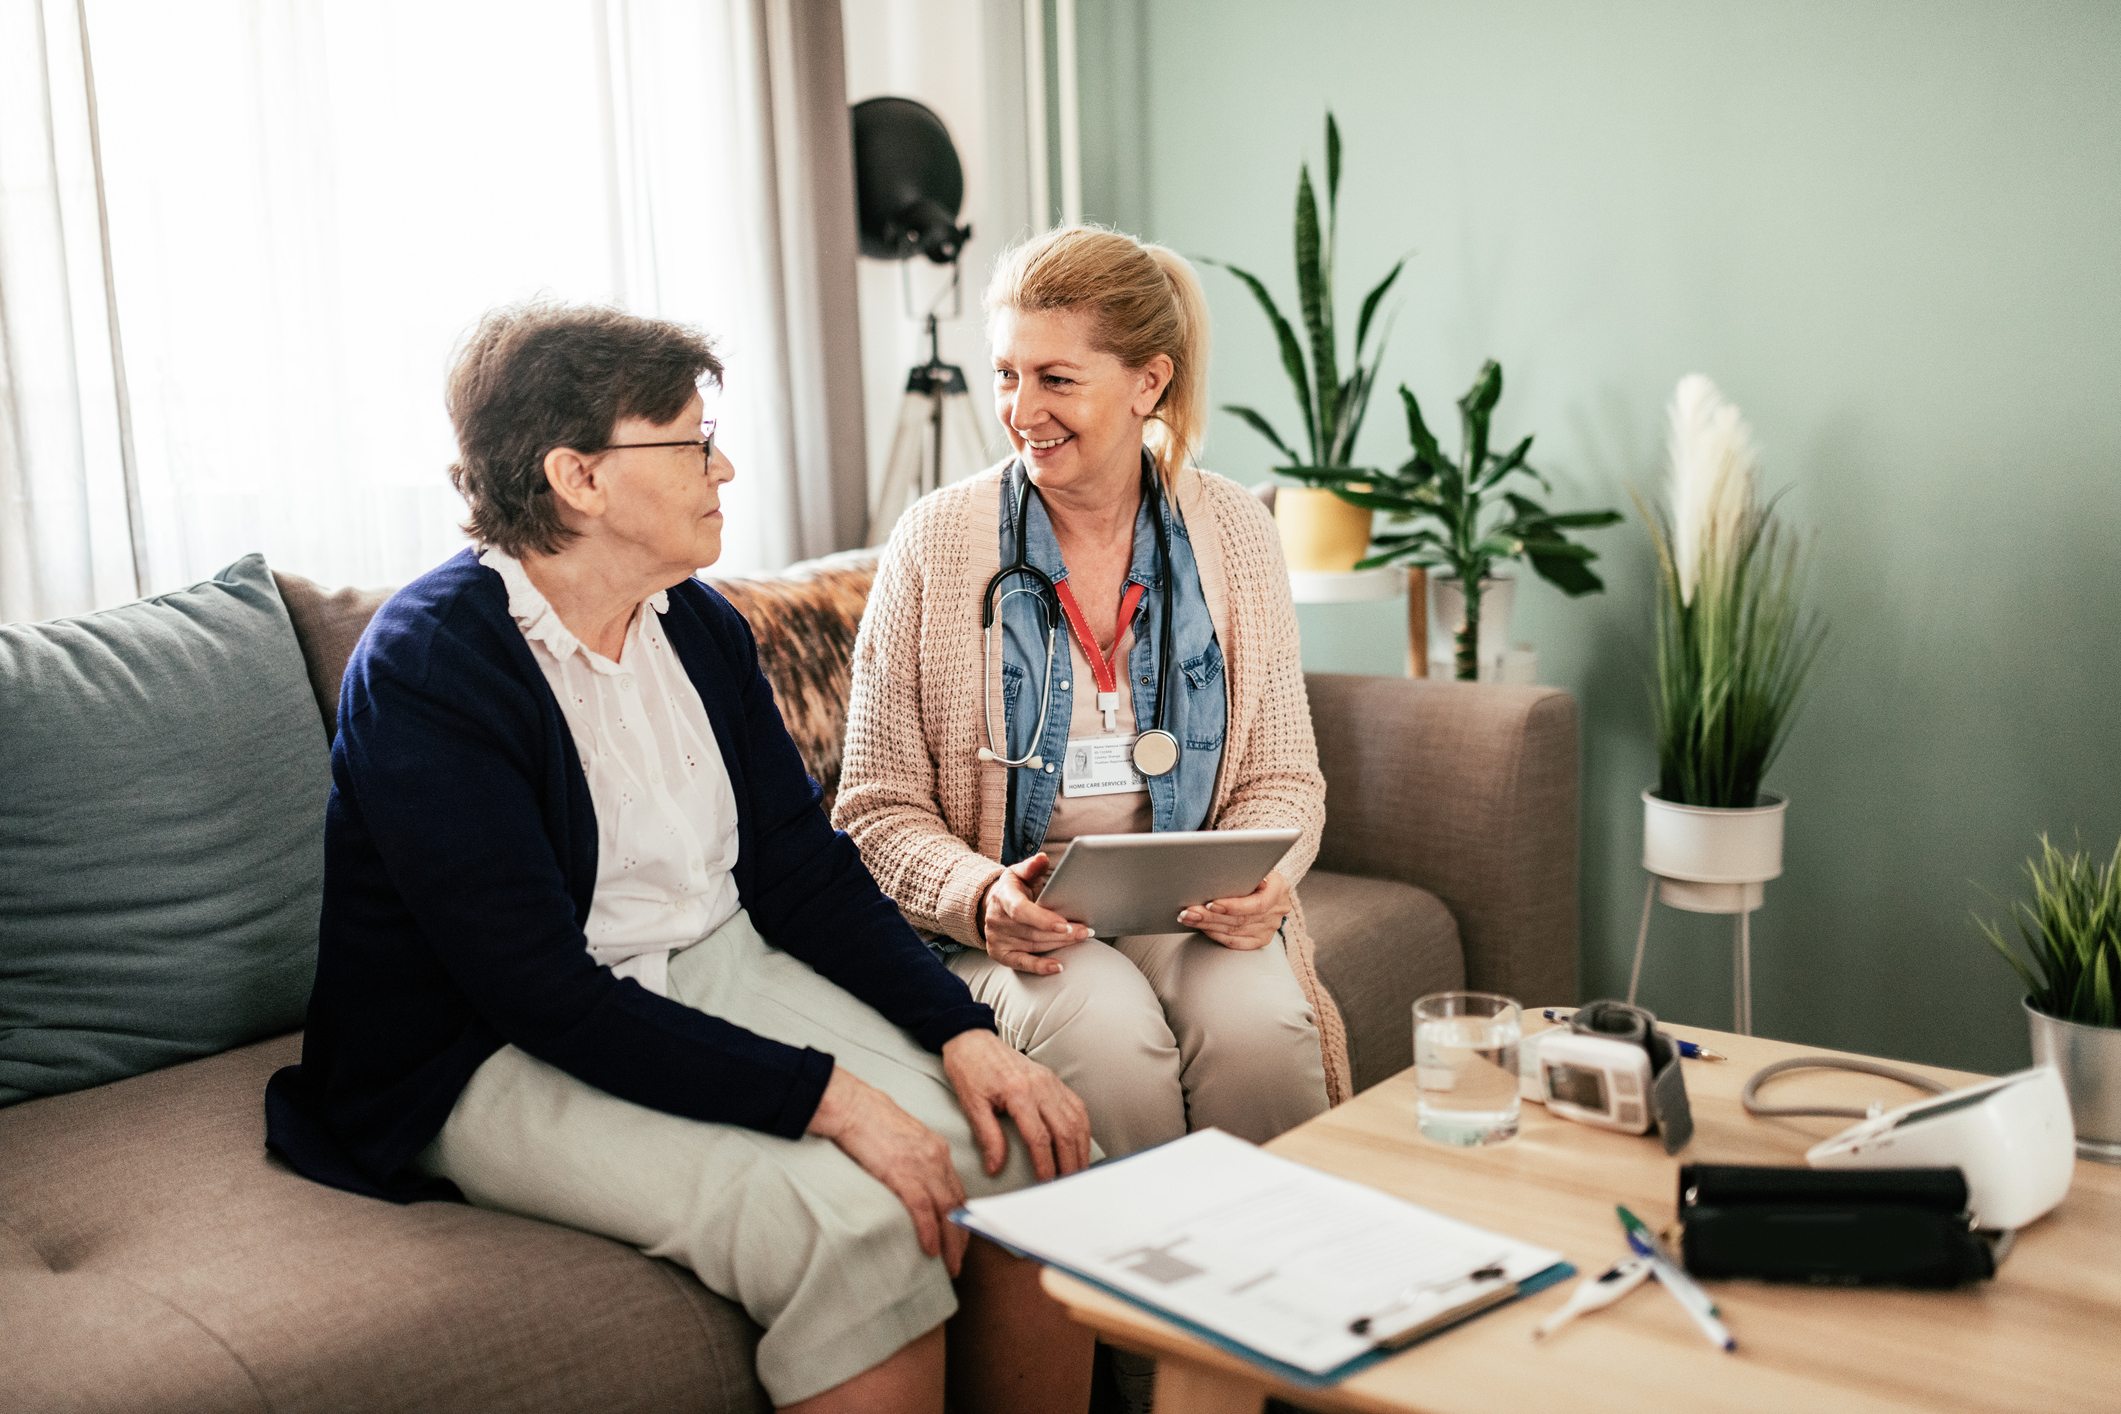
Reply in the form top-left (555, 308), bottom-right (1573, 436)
top-left (1617, 1204), bottom-right (1736, 1351)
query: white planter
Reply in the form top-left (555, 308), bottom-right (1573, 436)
top-left (1641, 789), bottom-right (1786, 915)
top-left (1428, 575), bottom-right (1515, 680)
top-left (2026, 1000), bottom-right (2121, 1163)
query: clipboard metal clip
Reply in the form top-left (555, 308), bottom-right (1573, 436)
top-left (1348, 1252), bottom-right (1515, 1344)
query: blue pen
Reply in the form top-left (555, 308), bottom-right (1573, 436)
top-left (1541, 1009), bottom-right (1726, 1061)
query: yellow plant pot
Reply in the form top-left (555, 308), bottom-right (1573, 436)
top-left (1274, 487), bottom-right (1373, 573)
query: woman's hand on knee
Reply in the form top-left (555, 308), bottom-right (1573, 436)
top-left (1181, 868), bottom-right (1291, 951)
top-left (941, 1029), bottom-right (1094, 1182)
top-left (978, 854), bottom-right (1090, 974)
top-left (806, 1065), bottom-right (970, 1276)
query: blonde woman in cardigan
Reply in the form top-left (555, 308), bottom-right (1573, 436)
top-left (835, 228), bottom-right (1349, 1167)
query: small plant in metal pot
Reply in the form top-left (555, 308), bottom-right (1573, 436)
top-left (1977, 835), bottom-right (2121, 1160)
top-left (1980, 836), bottom-right (2121, 1028)
top-left (1320, 360), bottom-right (1622, 680)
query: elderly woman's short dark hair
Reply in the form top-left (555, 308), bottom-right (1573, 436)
top-left (447, 302), bottom-right (722, 558)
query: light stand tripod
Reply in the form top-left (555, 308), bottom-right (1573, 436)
top-left (867, 263), bottom-right (991, 546)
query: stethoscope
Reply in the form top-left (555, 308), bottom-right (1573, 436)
top-left (976, 462), bottom-right (1181, 779)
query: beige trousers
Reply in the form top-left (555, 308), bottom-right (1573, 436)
top-left (415, 909), bottom-right (1039, 1407)
top-left (949, 932), bottom-right (1330, 1158)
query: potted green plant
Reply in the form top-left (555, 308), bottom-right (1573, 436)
top-left (1634, 375), bottom-right (1825, 912)
top-left (1311, 360), bottom-right (1620, 680)
top-left (1206, 113), bottom-right (1404, 572)
top-left (1978, 834), bottom-right (2121, 1162)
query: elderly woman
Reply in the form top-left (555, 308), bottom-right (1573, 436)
top-left (264, 302), bottom-right (1093, 1414)
top-left (834, 227), bottom-right (1349, 1168)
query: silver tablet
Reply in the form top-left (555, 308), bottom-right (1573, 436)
top-left (1033, 829), bottom-right (1301, 938)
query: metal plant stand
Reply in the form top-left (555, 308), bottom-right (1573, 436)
top-left (1627, 876), bottom-right (1757, 1036)
top-left (1634, 789), bottom-right (1787, 1039)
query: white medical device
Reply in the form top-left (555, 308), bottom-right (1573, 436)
top-left (1806, 1066), bottom-right (2075, 1231)
top-left (1531, 1031), bottom-right (1655, 1135)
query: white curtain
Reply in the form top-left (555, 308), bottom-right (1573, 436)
top-left (0, 0), bottom-right (864, 620)
top-left (0, 0), bottom-right (141, 621)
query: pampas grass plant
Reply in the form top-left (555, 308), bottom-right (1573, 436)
top-left (1636, 376), bottom-right (1825, 808)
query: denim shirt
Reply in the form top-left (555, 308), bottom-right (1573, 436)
top-left (997, 453), bottom-right (1227, 866)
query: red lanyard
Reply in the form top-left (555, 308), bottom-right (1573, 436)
top-left (1055, 578), bottom-right (1144, 733)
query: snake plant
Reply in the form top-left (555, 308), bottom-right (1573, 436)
top-left (1205, 113), bottom-right (1403, 481)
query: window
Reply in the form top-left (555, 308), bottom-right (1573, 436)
top-left (78, 0), bottom-right (804, 592)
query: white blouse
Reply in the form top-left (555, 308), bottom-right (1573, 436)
top-left (482, 548), bottom-right (741, 997)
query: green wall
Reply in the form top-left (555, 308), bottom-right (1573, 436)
top-left (1081, 0), bottom-right (2121, 1073)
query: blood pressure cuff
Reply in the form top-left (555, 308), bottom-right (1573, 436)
top-left (1568, 1000), bottom-right (1693, 1154)
top-left (1678, 1164), bottom-right (1995, 1286)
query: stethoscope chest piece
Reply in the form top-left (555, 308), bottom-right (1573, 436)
top-left (1131, 728), bottom-right (1179, 778)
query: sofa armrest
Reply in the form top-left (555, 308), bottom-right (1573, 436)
top-left (1305, 673), bottom-right (1579, 1008)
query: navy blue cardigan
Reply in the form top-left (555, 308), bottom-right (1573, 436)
top-left (265, 549), bottom-right (995, 1201)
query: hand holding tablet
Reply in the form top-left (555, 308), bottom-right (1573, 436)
top-left (978, 853), bottom-right (1089, 974)
top-left (1177, 865), bottom-right (1292, 951)
top-left (1033, 829), bottom-right (1301, 942)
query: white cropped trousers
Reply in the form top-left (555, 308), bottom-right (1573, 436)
top-left (415, 909), bottom-right (1039, 1407)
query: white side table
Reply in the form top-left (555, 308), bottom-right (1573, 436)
top-left (1285, 565), bottom-right (1429, 677)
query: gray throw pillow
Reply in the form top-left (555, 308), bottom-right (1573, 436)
top-left (0, 554), bottom-right (331, 1106)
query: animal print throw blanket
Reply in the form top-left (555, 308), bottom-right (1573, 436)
top-left (707, 548), bottom-right (879, 812)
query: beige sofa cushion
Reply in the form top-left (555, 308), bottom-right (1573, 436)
top-left (0, 1235), bottom-right (261, 1414)
top-left (1301, 870), bottom-right (1464, 1095)
top-left (0, 1035), bottom-right (767, 1414)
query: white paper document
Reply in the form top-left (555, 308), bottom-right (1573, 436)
top-left (955, 1129), bottom-right (1563, 1375)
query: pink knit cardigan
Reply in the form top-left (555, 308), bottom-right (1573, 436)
top-left (832, 460), bottom-right (1351, 1105)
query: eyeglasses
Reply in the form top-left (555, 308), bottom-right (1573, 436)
top-left (534, 419), bottom-right (718, 491)
top-left (602, 418), bottom-right (717, 470)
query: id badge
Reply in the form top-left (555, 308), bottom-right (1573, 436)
top-left (1061, 735), bottom-right (1148, 797)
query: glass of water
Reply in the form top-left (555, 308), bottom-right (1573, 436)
top-left (1413, 991), bottom-right (1522, 1146)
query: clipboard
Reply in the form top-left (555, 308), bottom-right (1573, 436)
top-left (1014, 1252), bottom-right (1574, 1389)
top-left (953, 1130), bottom-right (1574, 1388)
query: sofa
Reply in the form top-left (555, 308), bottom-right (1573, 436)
top-left (0, 549), bottom-right (1577, 1413)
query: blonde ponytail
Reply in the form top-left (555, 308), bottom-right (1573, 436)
top-left (985, 225), bottom-right (1212, 485)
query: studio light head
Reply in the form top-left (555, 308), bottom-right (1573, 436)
top-left (852, 97), bottom-right (971, 265)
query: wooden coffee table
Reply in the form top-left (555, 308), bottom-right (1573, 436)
top-left (1042, 1019), bottom-right (2121, 1413)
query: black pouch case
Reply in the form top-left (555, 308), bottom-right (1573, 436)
top-left (1567, 1000), bottom-right (1693, 1154)
top-left (1678, 1164), bottom-right (1996, 1287)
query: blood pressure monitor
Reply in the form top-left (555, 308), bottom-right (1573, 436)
top-left (1533, 1032), bottom-right (1655, 1135)
top-left (1516, 1000), bottom-right (1695, 1152)
top-left (1805, 1066), bottom-right (2075, 1230)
